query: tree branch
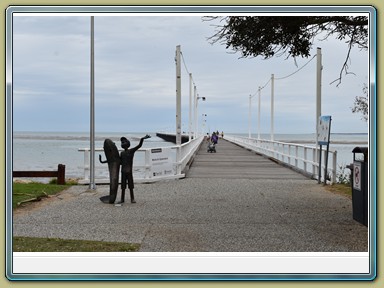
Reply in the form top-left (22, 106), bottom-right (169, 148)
top-left (330, 26), bottom-right (357, 86)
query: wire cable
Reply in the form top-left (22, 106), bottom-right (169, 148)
top-left (180, 51), bottom-right (197, 87)
top-left (274, 55), bottom-right (316, 80)
top-left (251, 55), bottom-right (316, 96)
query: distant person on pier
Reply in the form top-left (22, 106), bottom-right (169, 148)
top-left (211, 132), bottom-right (218, 145)
top-left (221, 131), bottom-right (224, 138)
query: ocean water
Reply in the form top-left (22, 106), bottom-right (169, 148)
top-left (12, 132), bottom-right (175, 182)
top-left (11, 131), bottom-right (368, 183)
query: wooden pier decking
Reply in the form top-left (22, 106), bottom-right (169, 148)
top-left (187, 138), bottom-right (307, 180)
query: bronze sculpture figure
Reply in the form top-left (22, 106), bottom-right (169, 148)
top-left (120, 134), bottom-right (151, 203)
top-left (99, 135), bottom-right (151, 204)
top-left (99, 139), bottom-right (120, 204)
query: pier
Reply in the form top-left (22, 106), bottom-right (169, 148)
top-left (156, 132), bottom-right (190, 144)
top-left (188, 138), bottom-right (307, 180)
top-left (14, 137), bottom-right (367, 254)
top-left (77, 134), bottom-right (337, 184)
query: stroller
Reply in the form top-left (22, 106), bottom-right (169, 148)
top-left (207, 141), bottom-right (216, 153)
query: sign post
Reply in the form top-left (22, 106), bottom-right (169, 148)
top-left (317, 115), bottom-right (332, 184)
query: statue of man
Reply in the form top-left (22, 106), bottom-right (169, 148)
top-left (119, 135), bottom-right (151, 203)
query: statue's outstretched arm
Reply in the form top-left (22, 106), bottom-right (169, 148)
top-left (131, 134), bottom-right (151, 152)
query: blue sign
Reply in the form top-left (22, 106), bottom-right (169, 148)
top-left (318, 115), bottom-right (332, 145)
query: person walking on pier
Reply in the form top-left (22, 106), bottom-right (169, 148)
top-left (211, 132), bottom-right (218, 145)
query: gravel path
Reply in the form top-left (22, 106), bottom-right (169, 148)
top-left (13, 177), bottom-right (367, 252)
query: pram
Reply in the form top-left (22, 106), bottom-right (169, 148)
top-left (207, 142), bottom-right (216, 153)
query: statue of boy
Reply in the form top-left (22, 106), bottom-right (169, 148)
top-left (119, 134), bottom-right (151, 203)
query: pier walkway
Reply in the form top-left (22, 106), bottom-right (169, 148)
top-left (13, 137), bottom-right (368, 255)
top-left (187, 138), bottom-right (307, 180)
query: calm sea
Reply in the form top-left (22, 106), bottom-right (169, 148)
top-left (11, 131), bottom-right (368, 182)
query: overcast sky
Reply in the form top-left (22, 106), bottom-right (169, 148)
top-left (12, 14), bottom-right (369, 134)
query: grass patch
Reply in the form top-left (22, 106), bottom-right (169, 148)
top-left (12, 182), bottom-right (74, 209)
top-left (13, 236), bottom-right (140, 252)
top-left (325, 183), bottom-right (352, 198)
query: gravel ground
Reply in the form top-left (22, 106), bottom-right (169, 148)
top-left (13, 177), bottom-right (368, 252)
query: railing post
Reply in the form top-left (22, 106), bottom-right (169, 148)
top-left (176, 146), bottom-right (182, 175)
top-left (84, 149), bottom-right (89, 181)
top-left (57, 164), bottom-right (66, 185)
top-left (312, 149), bottom-right (317, 177)
top-left (145, 149), bottom-right (151, 179)
top-left (303, 147), bottom-right (307, 174)
top-left (332, 150), bottom-right (337, 184)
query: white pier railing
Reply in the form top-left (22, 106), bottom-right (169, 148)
top-left (78, 135), bottom-right (204, 184)
top-left (225, 135), bottom-right (337, 184)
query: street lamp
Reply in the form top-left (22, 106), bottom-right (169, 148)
top-left (248, 87), bottom-right (262, 140)
top-left (202, 113), bottom-right (208, 135)
top-left (194, 93), bottom-right (206, 137)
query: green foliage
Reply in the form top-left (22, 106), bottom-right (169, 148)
top-left (325, 183), bottom-right (352, 198)
top-left (205, 16), bottom-right (368, 85)
top-left (206, 16), bottom-right (367, 59)
top-left (351, 83), bottom-right (368, 122)
top-left (12, 182), bottom-right (73, 208)
top-left (48, 178), bottom-right (79, 185)
top-left (336, 164), bottom-right (351, 185)
top-left (13, 236), bottom-right (140, 252)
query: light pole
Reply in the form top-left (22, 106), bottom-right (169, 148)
top-left (194, 93), bottom-right (206, 137)
top-left (258, 86), bottom-right (261, 140)
top-left (175, 45), bottom-right (182, 146)
top-left (189, 73), bottom-right (193, 140)
top-left (248, 89), bottom-right (261, 139)
top-left (315, 47), bottom-right (322, 177)
top-left (248, 94), bottom-right (252, 138)
top-left (271, 73), bottom-right (275, 141)
top-left (202, 113), bottom-right (207, 135)
top-left (89, 16), bottom-right (96, 190)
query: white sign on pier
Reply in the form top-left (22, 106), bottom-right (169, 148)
top-left (150, 148), bottom-right (173, 178)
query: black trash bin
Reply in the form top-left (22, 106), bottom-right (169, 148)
top-left (351, 147), bottom-right (368, 226)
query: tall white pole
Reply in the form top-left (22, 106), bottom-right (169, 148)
top-left (271, 74), bottom-right (275, 141)
top-left (196, 94), bottom-right (199, 137)
top-left (189, 73), bottom-right (193, 140)
top-left (248, 94), bottom-right (252, 138)
top-left (315, 47), bottom-right (322, 175)
top-left (316, 47), bottom-right (322, 146)
top-left (258, 87), bottom-right (261, 140)
top-left (89, 16), bottom-right (96, 190)
top-left (194, 85), bottom-right (197, 137)
top-left (175, 45), bottom-right (181, 146)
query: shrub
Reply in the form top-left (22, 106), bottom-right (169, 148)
top-left (336, 164), bottom-right (351, 185)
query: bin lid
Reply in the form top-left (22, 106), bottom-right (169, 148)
top-left (352, 147), bottom-right (368, 154)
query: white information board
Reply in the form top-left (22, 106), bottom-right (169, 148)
top-left (150, 148), bottom-right (173, 178)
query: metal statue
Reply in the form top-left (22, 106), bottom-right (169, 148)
top-left (99, 139), bottom-right (120, 204)
top-left (99, 134), bottom-right (151, 204)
